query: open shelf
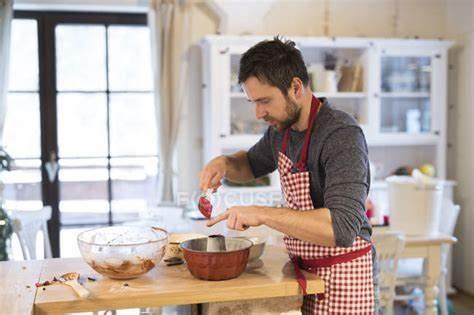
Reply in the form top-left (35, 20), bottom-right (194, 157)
top-left (230, 92), bottom-right (247, 98)
top-left (316, 92), bottom-right (367, 99)
top-left (367, 133), bottom-right (438, 146)
top-left (380, 92), bottom-right (430, 98)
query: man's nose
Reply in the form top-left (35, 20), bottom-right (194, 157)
top-left (255, 104), bottom-right (267, 120)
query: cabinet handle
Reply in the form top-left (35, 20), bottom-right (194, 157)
top-left (434, 131), bottom-right (440, 135)
top-left (219, 47), bottom-right (230, 54)
top-left (219, 134), bottom-right (226, 138)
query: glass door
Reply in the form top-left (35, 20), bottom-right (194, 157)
top-left (379, 54), bottom-right (434, 135)
top-left (53, 17), bottom-right (158, 257)
top-left (7, 12), bottom-right (157, 257)
top-left (55, 22), bottom-right (157, 226)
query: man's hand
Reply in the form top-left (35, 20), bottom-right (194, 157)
top-left (207, 206), bottom-right (267, 231)
top-left (199, 156), bottom-right (228, 192)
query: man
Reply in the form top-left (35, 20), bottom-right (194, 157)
top-left (199, 37), bottom-right (376, 314)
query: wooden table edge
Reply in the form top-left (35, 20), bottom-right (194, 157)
top-left (34, 278), bottom-right (324, 314)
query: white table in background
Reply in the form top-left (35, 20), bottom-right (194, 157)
top-left (374, 228), bottom-right (457, 315)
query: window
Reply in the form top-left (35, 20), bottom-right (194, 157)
top-left (6, 12), bottom-right (156, 256)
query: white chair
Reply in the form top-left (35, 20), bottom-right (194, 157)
top-left (372, 231), bottom-right (406, 315)
top-left (9, 206), bottom-right (53, 260)
top-left (395, 199), bottom-right (460, 315)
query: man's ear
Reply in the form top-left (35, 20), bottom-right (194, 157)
top-left (289, 77), bottom-right (304, 100)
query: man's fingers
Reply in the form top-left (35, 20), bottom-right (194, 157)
top-left (206, 211), bottom-right (229, 227)
top-left (212, 182), bottom-right (222, 193)
top-left (206, 208), bottom-right (252, 231)
top-left (200, 171), bottom-right (213, 192)
top-left (200, 170), bottom-right (223, 192)
top-left (227, 213), bottom-right (237, 230)
top-left (234, 219), bottom-right (247, 231)
top-left (210, 172), bottom-right (223, 189)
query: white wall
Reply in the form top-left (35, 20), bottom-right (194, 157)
top-left (176, 0), bottom-right (474, 293)
top-left (263, 0), bottom-right (447, 38)
top-left (446, 0), bottom-right (474, 295)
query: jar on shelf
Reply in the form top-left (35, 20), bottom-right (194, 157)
top-left (406, 109), bottom-right (421, 133)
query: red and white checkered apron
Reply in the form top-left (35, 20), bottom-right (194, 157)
top-left (278, 96), bottom-right (374, 315)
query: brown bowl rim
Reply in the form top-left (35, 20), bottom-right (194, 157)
top-left (77, 226), bottom-right (168, 247)
top-left (180, 237), bottom-right (253, 254)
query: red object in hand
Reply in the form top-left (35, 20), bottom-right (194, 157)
top-left (198, 196), bottom-right (213, 219)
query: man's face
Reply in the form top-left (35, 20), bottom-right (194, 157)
top-left (242, 76), bottom-right (301, 131)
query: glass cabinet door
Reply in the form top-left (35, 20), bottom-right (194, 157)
top-left (380, 56), bottom-right (433, 134)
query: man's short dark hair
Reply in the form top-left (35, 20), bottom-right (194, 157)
top-left (238, 36), bottom-right (309, 96)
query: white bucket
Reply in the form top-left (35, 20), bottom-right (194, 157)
top-left (386, 175), bottom-right (442, 235)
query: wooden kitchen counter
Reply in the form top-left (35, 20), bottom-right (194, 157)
top-left (0, 259), bottom-right (43, 315)
top-left (31, 245), bottom-right (323, 315)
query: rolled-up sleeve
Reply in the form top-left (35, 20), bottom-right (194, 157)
top-left (320, 126), bottom-right (370, 247)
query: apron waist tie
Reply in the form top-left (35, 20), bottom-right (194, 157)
top-left (291, 244), bottom-right (372, 298)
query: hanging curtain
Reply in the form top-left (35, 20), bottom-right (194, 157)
top-left (0, 0), bottom-right (13, 144)
top-left (148, 0), bottom-right (191, 203)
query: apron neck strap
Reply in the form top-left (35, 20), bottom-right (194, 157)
top-left (280, 128), bottom-right (291, 155)
top-left (280, 95), bottom-right (321, 172)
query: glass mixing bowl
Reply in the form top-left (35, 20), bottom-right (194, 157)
top-left (77, 226), bottom-right (168, 279)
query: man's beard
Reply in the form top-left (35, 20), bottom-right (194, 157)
top-left (266, 98), bottom-right (301, 131)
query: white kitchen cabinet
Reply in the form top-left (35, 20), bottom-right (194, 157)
top-left (200, 35), bottom-right (453, 198)
top-left (371, 42), bottom-right (451, 181)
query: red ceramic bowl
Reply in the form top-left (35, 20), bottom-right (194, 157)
top-left (180, 237), bottom-right (252, 281)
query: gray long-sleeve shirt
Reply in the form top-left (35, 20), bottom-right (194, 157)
top-left (246, 98), bottom-right (372, 247)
